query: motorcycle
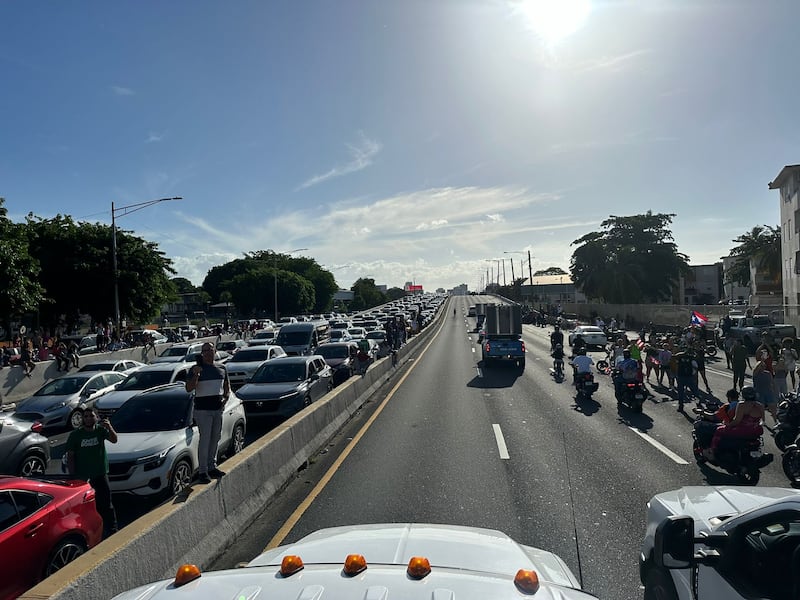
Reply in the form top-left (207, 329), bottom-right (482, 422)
top-left (774, 392), bottom-right (800, 451)
top-left (704, 340), bottom-right (718, 357)
top-left (612, 369), bottom-right (646, 412)
top-left (573, 370), bottom-right (599, 399)
top-left (551, 357), bottom-right (565, 381)
top-left (691, 418), bottom-right (773, 485)
top-left (782, 443), bottom-right (800, 485)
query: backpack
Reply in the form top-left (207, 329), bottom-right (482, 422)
top-left (677, 355), bottom-right (694, 377)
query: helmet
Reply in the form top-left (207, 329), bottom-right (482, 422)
top-left (623, 349), bottom-right (631, 357)
top-left (740, 386), bottom-right (757, 402)
top-left (555, 343), bottom-right (562, 349)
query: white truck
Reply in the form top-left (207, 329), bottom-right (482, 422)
top-left (640, 485), bottom-right (800, 600)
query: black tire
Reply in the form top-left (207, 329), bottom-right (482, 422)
top-left (303, 395), bottom-right (312, 407)
top-left (634, 402), bottom-right (644, 414)
top-left (596, 360), bottom-right (609, 372)
top-left (705, 345), bottom-right (717, 357)
top-left (782, 447), bottom-right (800, 483)
top-left (69, 409), bottom-right (83, 430)
top-left (775, 429), bottom-right (796, 452)
top-left (45, 537), bottom-right (87, 577)
top-left (643, 566), bottom-right (679, 600)
top-left (18, 452), bottom-right (47, 477)
top-left (227, 422), bottom-right (245, 457)
top-left (169, 459), bottom-right (193, 495)
top-left (692, 439), bottom-right (707, 464)
top-left (737, 467), bottom-right (760, 486)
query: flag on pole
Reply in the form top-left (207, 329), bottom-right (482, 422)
top-left (690, 311), bottom-right (708, 326)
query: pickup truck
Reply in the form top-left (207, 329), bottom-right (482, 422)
top-left (478, 303), bottom-right (525, 370)
top-left (640, 485), bottom-right (800, 600)
top-left (716, 314), bottom-right (796, 353)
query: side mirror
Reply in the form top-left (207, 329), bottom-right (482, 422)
top-left (654, 515), bottom-right (695, 569)
top-left (310, 373), bottom-right (320, 381)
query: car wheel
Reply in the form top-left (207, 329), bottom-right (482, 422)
top-left (303, 395), bottom-right (312, 407)
top-left (69, 409), bottom-right (84, 430)
top-left (169, 459), bottom-right (193, 495)
top-left (326, 380), bottom-right (333, 393)
top-left (643, 566), bottom-right (679, 600)
top-left (19, 453), bottom-right (47, 477)
top-left (45, 537), bottom-right (87, 577)
top-left (227, 423), bottom-right (245, 457)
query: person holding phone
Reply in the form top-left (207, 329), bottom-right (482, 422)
top-left (65, 408), bottom-right (118, 537)
top-left (185, 342), bottom-right (230, 484)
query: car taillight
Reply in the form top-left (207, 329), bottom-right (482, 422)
top-left (31, 421), bottom-right (44, 433)
top-left (485, 343), bottom-right (491, 353)
top-left (520, 341), bottom-right (525, 352)
top-left (83, 487), bottom-right (96, 504)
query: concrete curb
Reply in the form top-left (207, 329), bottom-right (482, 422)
top-left (18, 307), bottom-right (447, 600)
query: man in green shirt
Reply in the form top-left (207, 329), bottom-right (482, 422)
top-left (66, 408), bottom-right (119, 537)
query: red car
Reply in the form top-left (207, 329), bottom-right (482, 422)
top-left (0, 476), bottom-right (103, 600)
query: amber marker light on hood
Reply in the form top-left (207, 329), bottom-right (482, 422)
top-left (280, 555), bottom-right (305, 576)
top-left (407, 556), bottom-right (431, 579)
top-left (343, 554), bottom-right (367, 575)
top-left (174, 564), bottom-right (201, 587)
top-left (514, 569), bottom-right (540, 594)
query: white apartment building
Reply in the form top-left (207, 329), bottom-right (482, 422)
top-left (769, 164), bottom-right (800, 324)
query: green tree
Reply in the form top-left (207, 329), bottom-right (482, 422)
top-left (726, 225), bottom-right (781, 287)
top-left (386, 287), bottom-right (406, 301)
top-left (171, 277), bottom-right (197, 294)
top-left (570, 212), bottom-right (689, 303)
top-left (0, 198), bottom-right (44, 331)
top-left (350, 278), bottom-right (386, 311)
top-left (24, 215), bottom-right (176, 328)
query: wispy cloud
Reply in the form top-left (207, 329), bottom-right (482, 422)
top-left (111, 85), bottom-right (135, 96)
top-left (541, 49), bottom-right (652, 73)
top-left (145, 131), bottom-right (164, 143)
top-left (415, 219), bottom-right (449, 231)
top-left (297, 133), bottom-right (381, 190)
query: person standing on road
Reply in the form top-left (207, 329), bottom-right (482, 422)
top-left (185, 342), bottom-right (230, 484)
top-left (674, 346), bottom-right (700, 412)
top-left (781, 337), bottom-right (798, 390)
top-left (730, 338), bottom-right (751, 392)
top-left (65, 408), bottom-right (118, 537)
top-left (752, 351), bottom-right (779, 425)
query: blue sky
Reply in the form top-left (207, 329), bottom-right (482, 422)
top-left (1, 0), bottom-right (796, 292)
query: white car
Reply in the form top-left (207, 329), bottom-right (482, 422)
top-left (91, 362), bottom-right (194, 419)
top-left (641, 485), bottom-right (800, 600)
top-left (149, 343), bottom-right (204, 364)
top-left (347, 327), bottom-right (367, 340)
top-left (106, 384), bottom-right (246, 496)
top-left (225, 345), bottom-right (287, 388)
top-left (247, 329), bottom-right (277, 346)
top-left (567, 326), bottom-right (607, 349)
top-left (78, 359), bottom-right (144, 375)
top-left (109, 523), bottom-right (598, 599)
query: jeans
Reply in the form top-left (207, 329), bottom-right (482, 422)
top-left (88, 474), bottom-right (118, 537)
top-left (194, 408), bottom-right (223, 474)
top-left (732, 367), bottom-right (745, 390)
top-left (676, 374), bottom-right (700, 406)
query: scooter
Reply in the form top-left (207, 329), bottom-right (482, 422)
top-left (692, 419), bottom-right (773, 485)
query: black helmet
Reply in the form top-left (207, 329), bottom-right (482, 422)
top-left (623, 349), bottom-right (631, 357)
top-left (740, 386), bottom-right (757, 401)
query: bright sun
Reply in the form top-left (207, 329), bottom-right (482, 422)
top-left (518, 0), bottom-right (591, 45)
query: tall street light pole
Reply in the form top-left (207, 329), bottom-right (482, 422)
top-left (112, 196), bottom-right (182, 336)
top-left (271, 248), bottom-right (308, 322)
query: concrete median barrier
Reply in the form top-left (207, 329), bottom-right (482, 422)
top-left (18, 309), bottom-right (447, 600)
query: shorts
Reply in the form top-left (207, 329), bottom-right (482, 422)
top-left (756, 390), bottom-right (777, 406)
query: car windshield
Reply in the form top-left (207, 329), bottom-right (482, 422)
top-left (117, 370), bottom-right (175, 390)
top-left (366, 331), bottom-right (385, 339)
top-left (275, 331), bottom-right (310, 346)
top-left (218, 342), bottom-right (239, 351)
top-left (159, 347), bottom-right (189, 357)
top-left (316, 345), bottom-right (349, 359)
top-left (79, 363), bottom-right (114, 371)
top-left (752, 316), bottom-right (772, 327)
top-left (229, 349), bottom-right (270, 362)
top-left (250, 362), bottom-right (307, 383)
top-left (253, 332), bottom-right (274, 339)
top-left (35, 377), bottom-right (87, 396)
top-left (112, 392), bottom-right (192, 433)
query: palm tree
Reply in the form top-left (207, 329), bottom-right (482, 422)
top-left (727, 225), bottom-right (781, 286)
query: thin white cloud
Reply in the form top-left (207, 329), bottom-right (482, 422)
top-left (415, 219), bottom-right (449, 231)
top-left (111, 85), bottom-right (135, 96)
top-left (297, 133), bottom-right (381, 190)
top-left (486, 214), bottom-right (504, 223)
top-left (145, 131), bottom-right (164, 143)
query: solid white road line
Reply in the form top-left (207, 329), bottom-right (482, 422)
top-left (628, 427), bottom-right (690, 465)
top-left (493, 424), bottom-right (510, 459)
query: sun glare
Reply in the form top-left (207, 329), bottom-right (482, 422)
top-left (518, 0), bottom-right (591, 46)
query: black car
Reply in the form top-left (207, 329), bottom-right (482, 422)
top-left (315, 342), bottom-right (358, 385)
top-left (235, 356), bottom-right (333, 420)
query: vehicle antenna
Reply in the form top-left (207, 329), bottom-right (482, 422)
top-left (562, 432), bottom-right (584, 588)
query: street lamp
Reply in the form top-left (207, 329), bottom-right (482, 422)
top-left (111, 197), bottom-right (182, 336)
top-left (271, 248), bottom-right (308, 322)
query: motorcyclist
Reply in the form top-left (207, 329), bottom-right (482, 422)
top-left (614, 349), bottom-right (640, 396)
top-left (571, 334), bottom-right (587, 357)
top-left (570, 347), bottom-right (594, 385)
top-left (550, 326), bottom-right (564, 352)
top-left (706, 386), bottom-right (764, 459)
top-left (551, 343), bottom-right (565, 375)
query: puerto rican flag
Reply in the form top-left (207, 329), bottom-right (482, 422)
top-left (690, 310), bottom-right (708, 326)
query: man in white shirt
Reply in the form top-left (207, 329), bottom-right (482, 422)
top-left (571, 349), bottom-right (594, 383)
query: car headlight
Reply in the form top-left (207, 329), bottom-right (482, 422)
top-left (45, 401), bottom-right (67, 412)
top-left (279, 391), bottom-right (300, 401)
top-left (136, 445), bottom-right (176, 471)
